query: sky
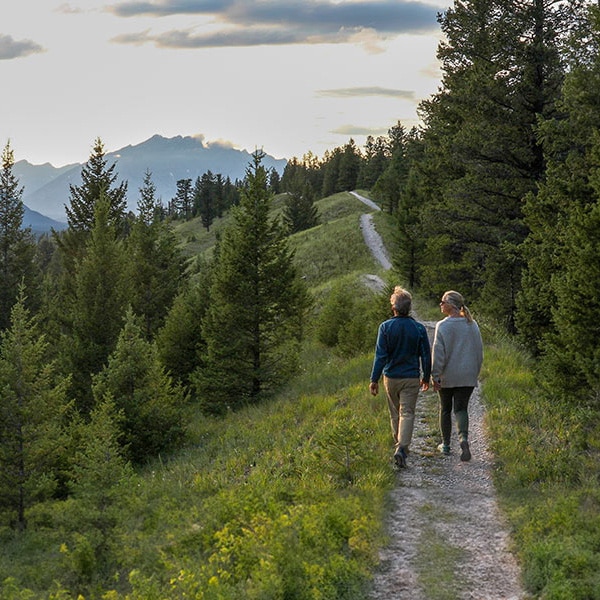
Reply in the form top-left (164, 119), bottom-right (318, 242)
top-left (1, 0), bottom-right (449, 168)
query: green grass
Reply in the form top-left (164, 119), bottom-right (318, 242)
top-left (481, 335), bottom-right (600, 599)
top-left (4, 190), bottom-right (599, 598)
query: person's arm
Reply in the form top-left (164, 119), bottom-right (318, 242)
top-left (431, 323), bottom-right (446, 390)
top-left (369, 323), bottom-right (387, 395)
top-left (419, 325), bottom-right (431, 391)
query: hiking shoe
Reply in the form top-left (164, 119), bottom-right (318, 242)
top-left (438, 443), bottom-right (450, 456)
top-left (394, 448), bottom-right (407, 469)
top-left (460, 441), bottom-right (471, 462)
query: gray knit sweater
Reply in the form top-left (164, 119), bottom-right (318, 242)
top-left (431, 317), bottom-right (483, 388)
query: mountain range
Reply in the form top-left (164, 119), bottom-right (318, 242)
top-left (14, 135), bottom-right (288, 234)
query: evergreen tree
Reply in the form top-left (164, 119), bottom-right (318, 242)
top-left (268, 167), bottom-right (281, 193)
top-left (518, 4), bottom-right (600, 397)
top-left (65, 396), bottom-right (133, 586)
top-left (282, 172), bottom-right (319, 234)
top-left (0, 141), bottom-right (38, 331)
top-left (337, 139), bottom-right (362, 191)
top-left (171, 178), bottom-right (193, 219)
top-left (372, 123), bottom-right (410, 215)
top-left (67, 196), bottom-right (128, 414)
top-left (194, 171), bottom-right (216, 231)
top-left (321, 147), bottom-right (343, 197)
top-left (55, 138), bottom-right (128, 318)
top-left (358, 134), bottom-right (389, 189)
top-left (196, 151), bottom-right (309, 414)
top-left (0, 288), bottom-right (71, 530)
top-left (92, 310), bottom-right (187, 464)
top-left (64, 137), bottom-right (128, 233)
top-left (415, 0), bottom-right (576, 330)
top-left (156, 264), bottom-right (212, 390)
top-left (126, 171), bottom-right (186, 338)
top-left (518, 2), bottom-right (600, 351)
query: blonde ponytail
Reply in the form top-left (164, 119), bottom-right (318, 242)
top-left (442, 290), bottom-right (474, 323)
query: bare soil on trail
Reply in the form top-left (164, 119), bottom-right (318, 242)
top-left (351, 191), bottom-right (528, 599)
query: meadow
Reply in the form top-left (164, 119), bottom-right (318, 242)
top-left (1, 191), bottom-right (598, 598)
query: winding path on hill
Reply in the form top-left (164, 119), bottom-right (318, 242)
top-left (351, 190), bottom-right (527, 600)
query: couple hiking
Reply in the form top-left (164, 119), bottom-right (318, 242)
top-left (369, 287), bottom-right (483, 468)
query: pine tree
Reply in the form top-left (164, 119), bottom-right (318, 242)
top-left (518, 4), bottom-right (600, 397)
top-left (282, 172), bottom-right (319, 234)
top-left (337, 139), bottom-right (362, 192)
top-left (126, 171), bottom-right (186, 339)
top-left (372, 123), bottom-right (410, 215)
top-left (415, 0), bottom-right (577, 330)
top-left (0, 287), bottom-right (71, 530)
top-left (64, 137), bottom-right (128, 233)
top-left (193, 171), bottom-right (216, 231)
top-left (92, 309), bottom-right (187, 463)
top-left (68, 196), bottom-right (128, 414)
top-left (0, 141), bottom-right (38, 331)
top-left (518, 2), bottom-right (600, 351)
top-left (171, 178), bottom-right (193, 219)
top-left (196, 151), bottom-right (309, 414)
top-left (155, 263), bottom-right (212, 390)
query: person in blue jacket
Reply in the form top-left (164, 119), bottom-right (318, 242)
top-left (369, 286), bottom-right (431, 468)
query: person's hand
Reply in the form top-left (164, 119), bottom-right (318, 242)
top-left (420, 379), bottom-right (430, 392)
top-left (369, 381), bottom-right (379, 396)
top-left (433, 380), bottom-right (441, 392)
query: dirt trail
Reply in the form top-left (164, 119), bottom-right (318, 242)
top-left (352, 191), bottom-right (527, 599)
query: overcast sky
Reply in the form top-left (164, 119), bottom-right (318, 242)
top-left (1, 0), bottom-right (448, 167)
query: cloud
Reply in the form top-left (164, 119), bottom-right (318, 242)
top-left (107, 0), bottom-right (440, 49)
top-left (317, 87), bottom-right (415, 100)
top-left (0, 34), bottom-right (45, 60)
top-left (331, 124), bottom-right (390, 137)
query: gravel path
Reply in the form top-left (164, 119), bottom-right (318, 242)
top-left (353, 190), bottom-right (527, 599)
top-left (368, 385), bottom-right (526, 599)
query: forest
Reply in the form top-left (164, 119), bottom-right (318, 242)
top-left (1, 0), bottom-right (600, 597)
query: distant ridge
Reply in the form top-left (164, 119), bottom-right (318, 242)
top-left (15, 135), bottom-right (287, 230)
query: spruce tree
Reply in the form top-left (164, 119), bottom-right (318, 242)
top-left (126, 171), bottom-right (186, 338)
top-left (0, 288), bottom-right (71, 530)
top-left (156, 263), bottom-right (212, 390)
top-left (518, 4), bottom-right (600, 397)
top-left (68, 196), bottom-right (128, 414)
top-left (415, 0), bottom-right (577, 330)
top-left (193, 171), bottom-right (216, 231)
top-left (92, 309), bottom-right (187, 464)
top-left (282, 173), bottom-right (319, 234)
top-left (64, 137), bottom-right (127, 233)
top-left (0, 141), bottom-right (38, 331)
top-left (196, 151), bottom-right (309, 414)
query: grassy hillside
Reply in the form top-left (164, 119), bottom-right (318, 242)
top-left (3, 190), bottom-right (595, 598)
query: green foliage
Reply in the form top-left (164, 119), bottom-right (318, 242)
top-left (314, 276), bottom-right (386, 358)
top-left (64, 137), bottom-right (128, 234)
top-left (0, 141), bottom-right (39, 331)
top-left (481, 337), bottom-right (600, 599)
top-left (196, 151), bottom-right (310, 413)
top-left (125, 171), bottom-right (187, 339)
top-left (0, 288), bottom-right (71, 530)
top-left (413, 0), bottom-right (576, 331)
top-left (155, 265), bottom-right (212, 389)
top-left (92, 309), bottom-right (188, 463)
top-left (67, 196), bottom-right (129, 413)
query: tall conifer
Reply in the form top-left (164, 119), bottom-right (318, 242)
top-left (0, 288), bottom-right (71, 530)
top-left (196, 151), bottom-right (309, 414)
top-left (0, 142), bottom-right (38, 330)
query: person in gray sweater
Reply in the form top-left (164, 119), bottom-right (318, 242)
top-left (431, 290), bottom-right (483, 461)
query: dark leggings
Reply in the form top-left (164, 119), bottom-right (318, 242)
top-left (439, 386), bottom-right (475, 445)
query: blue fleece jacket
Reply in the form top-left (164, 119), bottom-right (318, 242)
top-left (370, 316), bottom-right (431, 382)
